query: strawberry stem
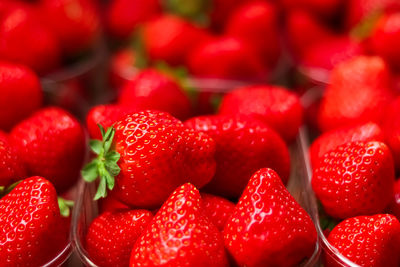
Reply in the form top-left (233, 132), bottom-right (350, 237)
top-left (58, 197), bottom-right (74, 217)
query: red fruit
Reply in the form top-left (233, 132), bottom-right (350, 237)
top-left (209, 0), bottom-right (247, 31)
top-left (142, 15), bottom-right (211, 66)
top-left (83, 110), bottom-right (216, 208)
top-left (10, 107), bottom-right (85, 192)
top-left (280, 0), bottom-right (343, 18)
top-left (0, 4), bottom-right (60, 74)
top-left (107, 0), bottom-right (161, 39)
top-left (201, 193), bottom-right (235, 231)
top-left (86, 210), bottom-right (153, 267)
top-left (98, 191), bottom-right (131, 214)
top-left (389, 179), bottom-right (400, 221)
top-left (130, 183), bottom-right (228, 267)
top-left (218, 85), bottom-right (303, 142)
top-left (326, 214), bottom-right (400, 267)
top-left (109, 48), bottom-right (137, 91)
top-left (224, 168), bottom-right (317, 267)
top-left (0, 176), bottom-right (69, 266)
top-left (86, 104), bottom-right (137, 140)
top-left (185, 115), bottom-right (290, 198)
top-left (187, 36), bottom-right (267, 81)
top-left (0, 131), bottom-right (26, 187)
top-left (318, 56), bottom-right (394, 132)
top-left (309, 122), bottom-right (384, 168)
top-left (312, 141), bottom-right (395, 219)
top-left (0, 61), bottom-right (42, 131)
top-left (118, 69), bottom-right (193, 120)
top-left (225, 0), bottom-right (281, 68)
top-left (383, 97), bottom-right (400, 171)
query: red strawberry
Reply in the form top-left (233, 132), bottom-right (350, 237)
top-left (109, 48), bottom-right (138, 92)
top-left (382, 96), bottom-right (400, 171)
top-left (187, 36), bottom-right (268, 81)
top-left (225, 0), bottom-right (281, 68)
top-left (325, 214), bottom-right (400, 267)
top-left (318, 56), bottom-right (394, 132)
top-left (0, 4), bottom-right (60, 74)
top-left (201, 193), bottom-right (235, 231)
top-left (218, 85), bottom-right (303, 142)
top-left (209, 0), bottom-right (247, 31)
top-left (0, 131), bottom-right (26, 187)
top-left (0, 61), bottom-right (43, 131)
top-left (309, 122), bottom-right (384, 168)
top-left (130, 183), bottom-right (228, 267)
top-left (280, 0), bottom-right (343, 18)
top-left (142, 15), bottom-right (211, 66)
top-left (86, 210), bottom-right (153, 267)
top-left (82, 110), bottom-right (216, 208)
top-left (98, 191), bottom-right (132, 214)
top-left (312, 141), bottom-right (395, 219)
top-left (118, 69), bottom-right (193, 120)
top-left (86, 104), bottom-right (137, 140)
top-left (0, 176), bottom-right (69, 266)
top-left (224, 168), bottom-right (317, 267)
top-left (185, 115), bottom-right (290, 198)
top-left (389, 179), bottom-right (400, 221)
top-left (106, 0), bottom-right (161, 39)
top-left (10, 107), bottom-right (85, 192)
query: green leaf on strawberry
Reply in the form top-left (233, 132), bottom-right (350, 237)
top-left (58, 197), bottom-right (74, 217)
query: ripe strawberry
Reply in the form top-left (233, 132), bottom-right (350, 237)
top-left (0, 176), bottom-right (69, 266)
top-left (82, 110), bottom-right (216, 208)
top-left (185, 115), bottom-right (290, 198)
top-left (0, 61), bottom-right (43, 131)
top-left (86, 210), bottom-right (153, 267)
top-left (309, 122), bottom-right (384, 168)
top-left (130, 183), bottom-right (228, 267)
top-left (312, 141), bottom-right (395, 219)
top-left (10, 107), bottom-right (85, 192)
top-left (118, 69), bottom-right (193, 120)
top-left (325, 214), bottom-right (400, 267)
top-left (280, 0), bottom-right (343, 18)
top-left (0, 4), bottom-right (60, 74)
top-left (225, 1), bottom-right (281, 68)
top-left (382, 96), bottom-right (400, 171)
top-left (224, 168), bottom-right (317, 266)
top-left (187, 36), bottom-right (267, 81)
top-left (0, 131), bottom-right (26, 187)
top-left (142, 15), bottom-right (211, 66)
top-left (106, 0), bottom-right (161, 39)
top-left (98, 191), bottom-right (131, 214)
top-left (389, 179), bottom-right (400, 221)
top-left (201, 193), bottom-right (235, 231)
top-left (318, 56), bottom-right (394, 132)
top-left (109, 48), bottom-right (137, 92)
top-left (218, 85), bottom-right (303, 142)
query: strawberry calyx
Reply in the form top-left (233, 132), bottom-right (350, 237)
top-left (81, 125), bottom-right (121, 200)
top-left (58, 197), bottom-right (74, 217)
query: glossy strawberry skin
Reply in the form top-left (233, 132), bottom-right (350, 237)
top-left (86, 210), bottom-right (153, 267)
top-left (130, 183), bottom-right (228, 267)
top-left (9, 107), bottom-right (85, 192)
top-left (185, 115), bottom-right (290, 198)
top-left (219, 85), bottom-right (303, 142)
top-left (118, 69), bottom-right (193, 120)
top-left (0, 176), bottom-right (68, 266)
top-left (382, 95), bottom-right (400, 172)
top-left (224, 168), bottom-right (317, 267)
top-left (309, 122), bottom-right (384, 168)
top-left (0, 131), bottom-right (26, 187)
top-left (326, 214), bottom-right (400, 267)
top-left (312, 141), bottom-right (395, 219)
top-left (201, 193), bottom-right (235, 231)
top-left (0, 61), bottom-right (43, 131)
top-left (112, 110), bottom-right (216, 208)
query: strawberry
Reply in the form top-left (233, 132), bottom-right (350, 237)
top-left (312, 141), bottom-right (395, 219)
top-left (0, 4), bottom-right (60, 74)
top-left (142, 15), bottom-right (211, 66)
top-left (82, 110), bottom-right (216, 208)
top-left (309, 122), bottom-right (384, 168)
top-left (9, 107), bottom-right (85, 192)
top-left (0, 176), bottom-right (69, 266)
top-left (224, 168), bottom-right (317, 266)
top-left (389, 179), bottom-right (400, 221)
top-left (98, 191), bottom-right (132, 214)
top-left (185, 115), bottom-right (290, 198)
top-left (106, 0), bottom-right (161, 39)
top-left (109, 48), bottom-right (137, 92)
top-left (0, 131), bottom-right (26, 187)
top-left (318, 56), bottom-right (394, 132)
top-left (201, 193), bottom-right (235, 231)
top-left (325, 214), bottom-right (400, 267)
top-left (86, 210), bottom-right (153, 267)
top-left (280, 0), bottom-right (343, 18)
top-left (130, 183), bottom-right (228, 267)
top-left (382, 96), bottom-right (400, 171)
top-left (86, 104), bottom-right (138, 140)
top-left (225, 0), bottom-right (281, 69)
top-left (117, 69), bottom-right (193, 120)
top-left (209, 0), bottom-right (247, 31)
top-left (187, 36), bottom-right (267, 81)
top-left (218, 85), bottom-right (303, 142)
top-left (0, 61), bottom-right (43, 131)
